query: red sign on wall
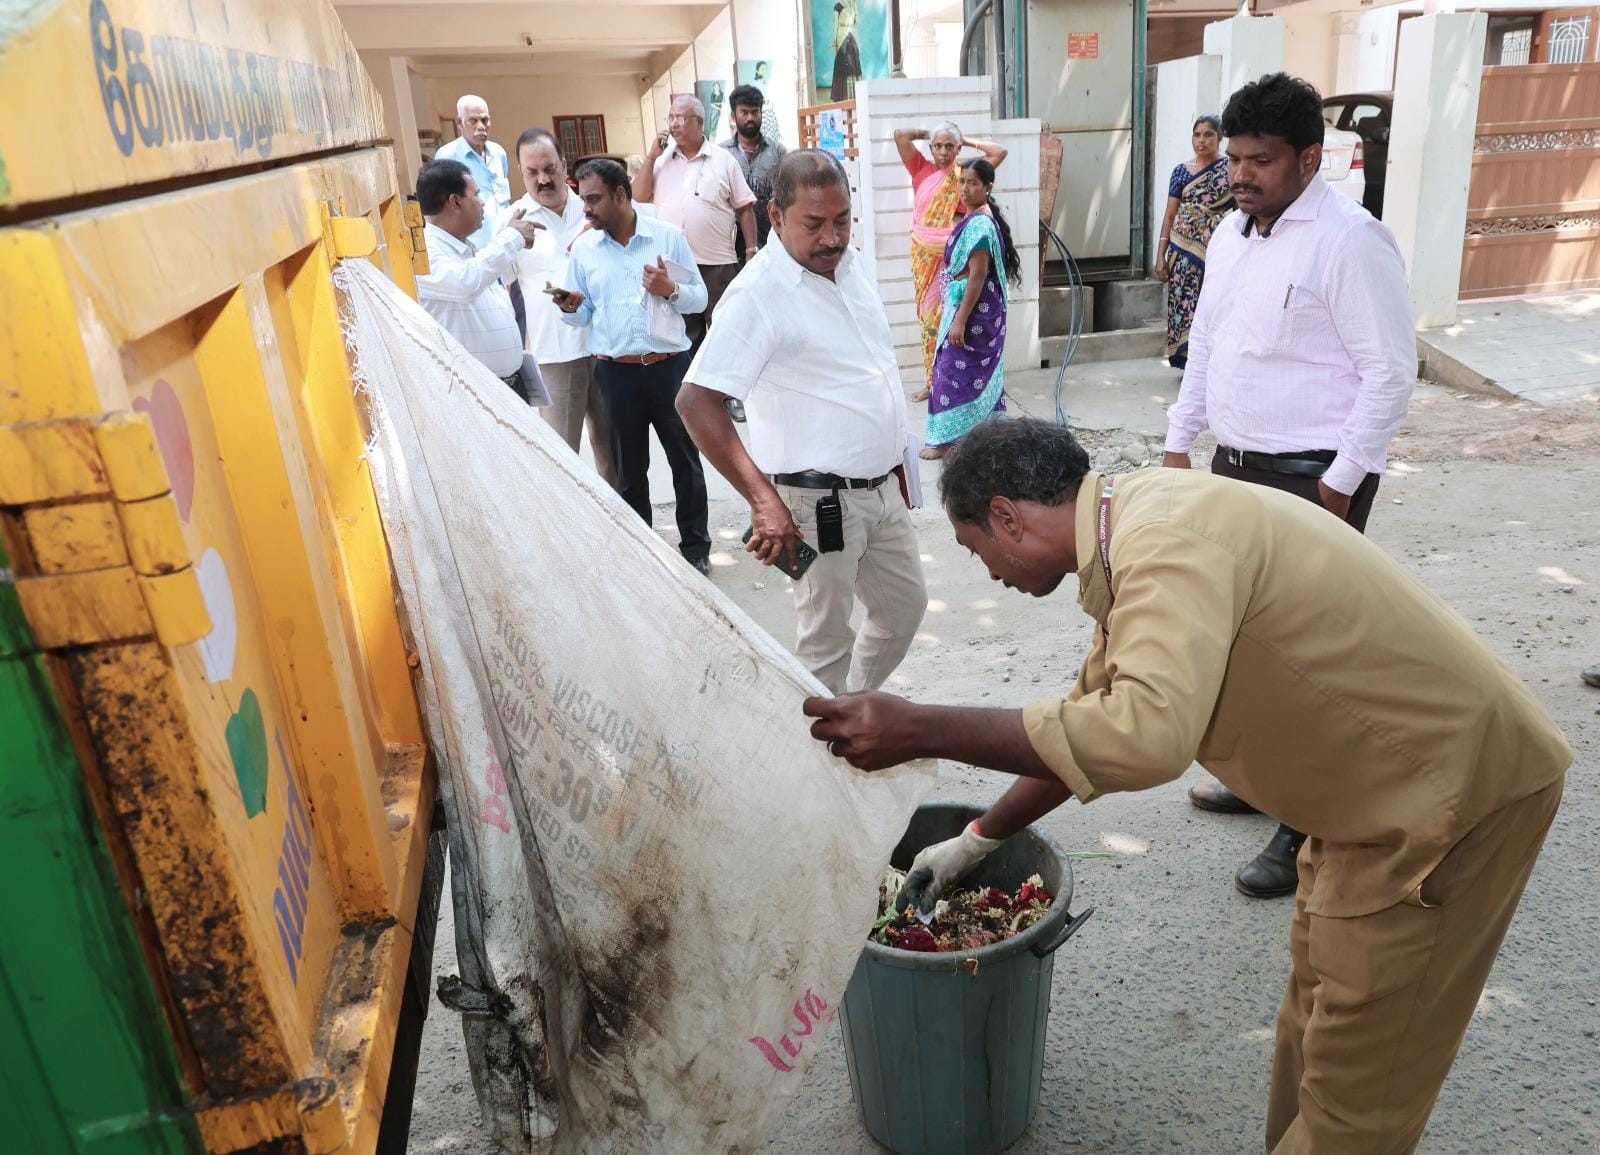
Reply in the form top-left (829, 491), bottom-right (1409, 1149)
top-left (1068, 33), bottom-right (1100, 59)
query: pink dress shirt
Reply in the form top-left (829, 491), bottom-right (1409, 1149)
top-left (650, 142), bottom-right (756, 266)
top-left (1164, 175), bottom-right (1415, 496)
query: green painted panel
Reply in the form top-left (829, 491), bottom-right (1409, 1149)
top-left (0, 532), bottom-right (203, 1155)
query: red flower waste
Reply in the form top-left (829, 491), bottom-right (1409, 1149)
top-left (871, 868), bottom-right (1053, 953)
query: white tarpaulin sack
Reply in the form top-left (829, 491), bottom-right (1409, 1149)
top-left (333, 258), bottom-right (933, 1152)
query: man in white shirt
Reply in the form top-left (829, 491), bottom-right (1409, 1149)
top-left (554, 160), bottom-right (713, 576)
top-left (510, 127), bottom-right (614, 487)
top-left (678, 150), bottom-right (927, 692)
top-left (415, 159), bottom-right (540, 392)
top-left (1163, 72), bottom-right (1415, 899)
top-left (436, 95), bottom-right (524, 341)
top-left (634, 94), bottom-right (758, 357)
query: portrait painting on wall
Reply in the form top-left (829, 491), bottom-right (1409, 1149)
top-left (810, 0), bottom-right (890, 101)
top-left (693, 79), bottom-right (727, 140)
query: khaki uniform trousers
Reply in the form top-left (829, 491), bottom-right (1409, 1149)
top-left (1267, 776), bottom-right (1563, 1154)
top-left (539, 356), bottom-right (616, 489)
top-left (776, 479), bottom-right (927, 695)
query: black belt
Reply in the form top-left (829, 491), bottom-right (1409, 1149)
top-left (1218, 446), bottom-right (1335, 479)
top-left (771, 470), bottom-right (891, 491)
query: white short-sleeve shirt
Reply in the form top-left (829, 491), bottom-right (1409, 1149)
top-left (687, 243), bottom-right (906, 478)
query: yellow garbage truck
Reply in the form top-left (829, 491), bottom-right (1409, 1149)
top-left (0, 2), bottom-right (443, 1151)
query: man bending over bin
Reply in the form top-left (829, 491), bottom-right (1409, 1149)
top-left (802, 417), bottom-right (1569, 1155)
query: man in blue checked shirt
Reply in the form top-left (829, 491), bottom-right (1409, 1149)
top-left (554, 159), bottom-right (713, 576)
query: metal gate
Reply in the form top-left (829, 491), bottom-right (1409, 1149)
top-left (1460, 61), bottom-right (1600, 299)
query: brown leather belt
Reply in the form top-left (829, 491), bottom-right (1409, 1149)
top-left (596, 352), bottom-right (673, 366)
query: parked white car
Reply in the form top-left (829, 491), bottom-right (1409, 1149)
top-left (1322, 123), bottom-right (1366, 205)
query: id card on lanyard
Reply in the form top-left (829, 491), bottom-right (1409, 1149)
top-left (1097, 480), bottom-right (1115, 639)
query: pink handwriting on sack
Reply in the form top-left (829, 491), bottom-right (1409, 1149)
top-left (748, 989), bottom-right (835, 1073)
top-left (482, 741), bottom-right (511, 834)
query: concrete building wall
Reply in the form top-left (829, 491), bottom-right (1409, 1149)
top-left (421, 74), bottom-right (649, 190)
top-left (1283, 11), bottom-right (1339, 96)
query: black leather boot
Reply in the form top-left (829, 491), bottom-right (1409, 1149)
top-left (1235, 824), bottom-right (1306, 899)
top-left (1188, 777), bottom-right (1260, 815)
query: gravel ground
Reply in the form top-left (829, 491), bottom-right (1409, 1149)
top-left (409, 363), bottom-right (1600, 1154)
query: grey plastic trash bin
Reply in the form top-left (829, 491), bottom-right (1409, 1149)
top-left (839, 803), bottom-right (1094, 1155)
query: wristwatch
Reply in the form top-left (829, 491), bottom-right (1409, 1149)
top-left (667, 285), bottom-right (680, 304)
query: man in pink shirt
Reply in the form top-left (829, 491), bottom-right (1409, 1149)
top-left (1164, 72), bottom-right (1415, 899)
top-left (635, 93), bottom-right (759, 358)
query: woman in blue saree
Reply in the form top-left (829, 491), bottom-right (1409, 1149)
top-left (921, 159), bottom-right (1022, 459)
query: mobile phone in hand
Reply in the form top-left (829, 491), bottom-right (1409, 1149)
top-left (742, 528), bottom-right (818, 580)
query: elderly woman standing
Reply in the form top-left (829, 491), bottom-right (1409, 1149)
top-left (894, 123), bottom-right (1007, 402)
top-left (1156, 114), bottom-right (1234, 370)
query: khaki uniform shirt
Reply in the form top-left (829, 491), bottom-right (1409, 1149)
top-left (1022, 469), bottom-right (1571, 917)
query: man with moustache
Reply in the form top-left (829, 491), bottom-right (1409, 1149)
top-left (510, 127), bottom-right (614, 486)
top-left (553, 160), bottom-right (713, 576)
top-left (436, 94), bottom-right (525, 339)
top-left (722, 84), bottom-right (787, 264)
top-left (634, 93), bottom-right (758, 356)
top-left (1162, 72), bottom-right (1416, 899)
top-left (803, 416), bottom-right (1567, 1155)
top-left (677, 151), bottom-right (926, 693)
top-left (415, 159), bottom-right (541, 393)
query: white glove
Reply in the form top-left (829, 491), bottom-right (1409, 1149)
top-left (898, 820), bottom-right (1002, 914)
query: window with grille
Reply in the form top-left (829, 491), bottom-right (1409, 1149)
top-left (1486, 16), bottom-right (1536, 65)
top-left (554, 116), bottom-right (608, 159)
top-left (1548, 17), bottom-right (1592, 65)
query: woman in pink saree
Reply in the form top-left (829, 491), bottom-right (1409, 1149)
top-left (894, 123), bottom-right (1008, 401)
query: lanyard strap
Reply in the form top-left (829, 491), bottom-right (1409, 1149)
top-left (1096, 480), bottom-right (1115, 634)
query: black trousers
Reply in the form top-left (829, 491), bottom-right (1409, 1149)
top-left (1209, 448), bottom-right (1381, 532)
top-left (1211, 446), bottom-right (1381, 849)
top-left (684, 263), bottom-right (740, 358)
top-left (593, 352), bottom-right (710, 561)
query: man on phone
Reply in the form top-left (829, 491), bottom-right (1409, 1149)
top-left (677, 151), bottom-right (926, 692)
top-left (633, 94), bottom-right (758, 360)
top-left (554, 160), bottom-right (713, 576)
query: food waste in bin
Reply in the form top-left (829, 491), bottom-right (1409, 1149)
top-left (870, 867), bottom-right (1054, 953)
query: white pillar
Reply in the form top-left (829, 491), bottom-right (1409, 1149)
top-left (1203, 15), bottom-right (1285, 111)
top-left (1385, 12), bottom-right (1487, 329)
top-left (360, 52), bottom-right (424, 194)
top-left (388, 57), bottom-right (423, 193)
top-left (730, 0), bottom-right (803, 146)
top-left (1355, 9), bottom-right (1403, 92)
top-left (1150, 55), bottom-right (1224, 275)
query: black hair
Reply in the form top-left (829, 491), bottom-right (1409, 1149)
top-left (515, 126), bottom-right (562, 161)
top-left (961, 159), bottom-right (1021, 288)
top-left (416, 158), bottom-right (470, 215)
top-left (772, 149), bottom-right (851, 210)
top-left (1192, 114), bottom-right (1222, 135)
top-left (574, 158), bottom-right (631, 199)
top-left (940, 418), bottom-right (1091, 530)
top-left (1221, 73), bottom-right (1323, 153)
top-left (728, 84), bottom-right (765, 111)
